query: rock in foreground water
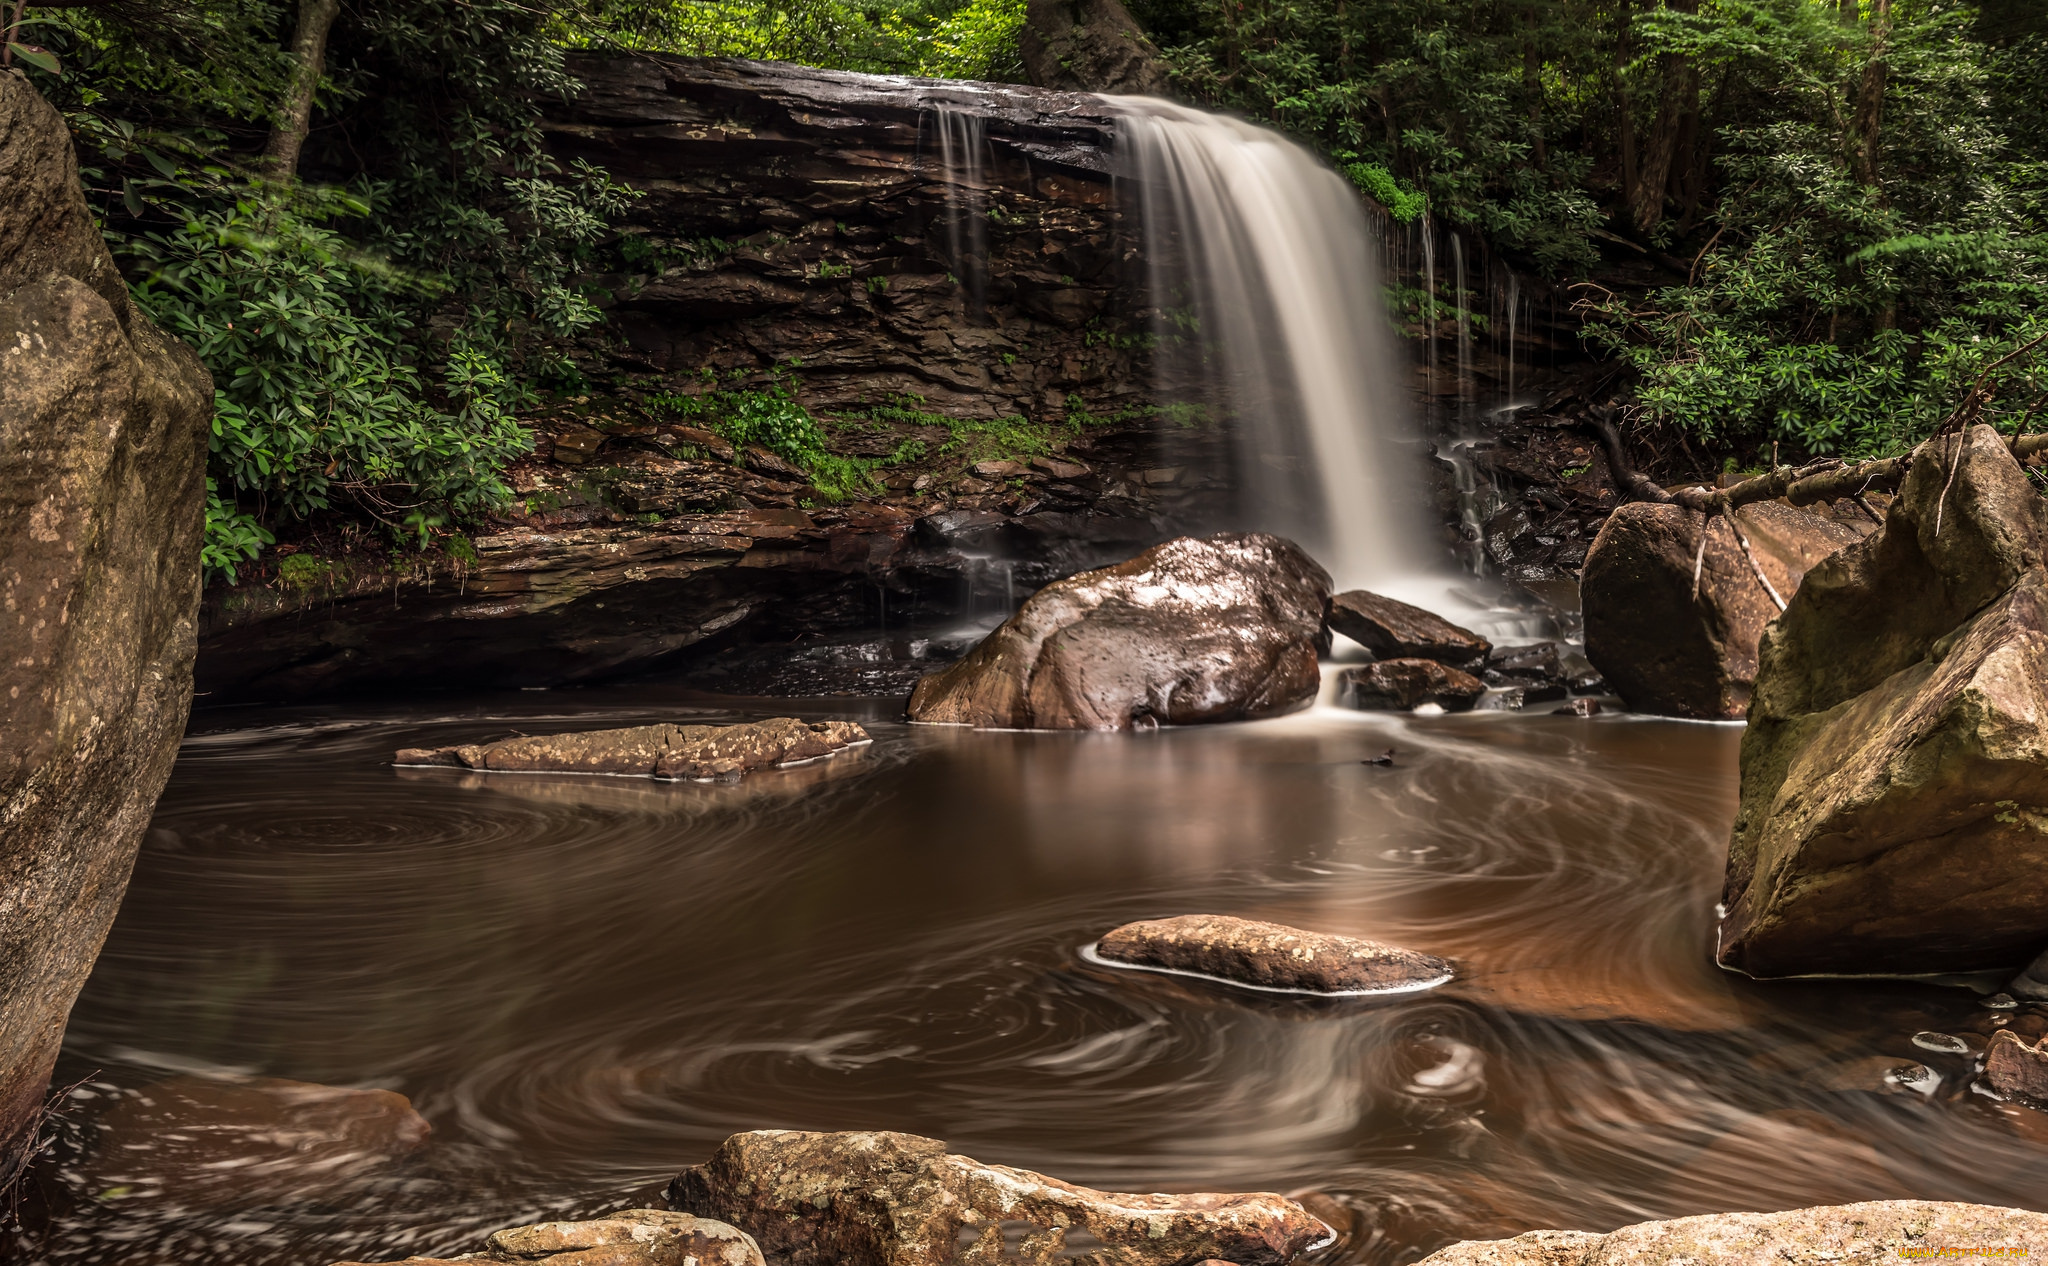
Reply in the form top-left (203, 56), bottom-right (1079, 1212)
top-left (1416, 1200), bottom-right (2048, 1266)
top-left (1337, 659), bottom-right (1487, 712)
top-left (906, 533), bottom-right (1330, 731)
top-left (1095, 915), bottom-right (1452, 994)
top-left (331, 1210), bottom-right (764, 1266)
top-left (396, 718), bottom-right (869, 781)
top-left (668, 1130), bottom-right (1327, 1266)
top-left (1326, 590), bottom-right (1490, 665)
top-left (1582, 500), bottom-right (1867, 719)
top-left (1985, 1031), bottom-right (2048, 1103)
top-left (1719, 426), bottom-right (2048, 976)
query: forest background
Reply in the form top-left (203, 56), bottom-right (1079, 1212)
top-left (3, 0), bottom-right (2043, 576)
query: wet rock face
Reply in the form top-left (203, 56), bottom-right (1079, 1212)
top-left (1581, 499), bottom-right (1869, 719)
top-left (1326, 590), bottom-right (1489, 665)
top-left (331, 1210), bottom-right (765, 1266)
top-left (396, 718), bottom-right (870, 781)
top-left (1095, 915), bottom-right (1452, 994)
top-left (667, 1129), bottom-right (1329, 1266)
top-left (1416, 1200), bottom-right (2048, 1266)
top-left (905, 533), bottom-right (1330, 730)
top-left (0, 73), bottom-right (210, 1178)
top-left (1336, 659), bottom-right (1486, 713)
top-left (1719, 426), bottom-right (2048, 976)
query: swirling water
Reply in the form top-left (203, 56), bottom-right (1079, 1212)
top-left (25, 688), bottom-right (2048, 1264)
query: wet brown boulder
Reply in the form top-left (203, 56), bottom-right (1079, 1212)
top-left (0, 73), bottom-right (211, 1179)
top-left (1719, 426), bottom-right (2048, 976)
top-left (906, 533), bottom-right (1330, 731)
top-left (1019, 0), bottom-right (1170, 95)
top-left (1416, 1201), bottom-right (2048, 1266)
top-left (396, 717), bottom-right (870, 781)
top-left (1581, 500), bottom-right (1868, 719)
top-left (1336, 659), bottom-right (1486, 712)
top-left (668, 1129), bottom-right (1329, 1266)
top-left (1095, 914), bottom-right (1451, 994)
top-left (1326, 590), bottom-right (1489, 665)
top-left (331, 1210), bottom-right (764, 1266)
top-left (1985, 1031), bottom-right (2048, 1104)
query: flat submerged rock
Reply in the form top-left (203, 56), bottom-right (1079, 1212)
top-left (331, 1209), bottom-right (764, 1266)
top-left (395, 717), bottom-right (869, 781)
top-left (1094, 914), bottom-right (1453, 995)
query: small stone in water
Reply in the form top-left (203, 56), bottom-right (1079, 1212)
top-left (1553, 698), bottom-right (1603, 716)
top-left (1912, 1031), bottom-right (1970, 1054)
top-left (1363, 749), bottom-right (1396, 766)
top-left (1984, 993), bottom-right (2019, 1010)
top-left (1885, 1062), bottom-right (1940, 1096)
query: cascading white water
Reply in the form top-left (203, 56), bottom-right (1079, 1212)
top-left (1106, 98), bottom-right (1428, 596)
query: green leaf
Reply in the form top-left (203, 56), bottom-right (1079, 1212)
top-left (7, 42), bottom-right (60, 75)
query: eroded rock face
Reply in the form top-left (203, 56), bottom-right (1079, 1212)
top-left (0, 72), bottom-right (210, 1179)
top-left (905, 534), bottom-right (1329, 730)
top-left (331, 1210), bottom-right (764, 1266)
top-left (1095, 915), bottom-right (1452, 994)
top-left (1326, 590), bottom-right (1489, 665)
top-left (1985, 1031), bottom-right (2048, 1104)
top-left (1416, 1201), bottom-right (2048, 1266)
top-left (667, 1130), bottom-right (1328, 1266)
top-left (1719, 427), bottom-right (2048, 976)
top-left (1582, 500), bottom-right (1868, 719)
top-left (396, 717), bottom-right (870, 781)
top-left (1336, 659), bottom-right (1486, 712)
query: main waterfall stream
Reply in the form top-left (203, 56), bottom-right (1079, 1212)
top-left (33, 691), bottom-right (2048, 1265)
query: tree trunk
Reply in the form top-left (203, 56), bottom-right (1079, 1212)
top-left (1524, 8), bottom-right (1546, 168)
top-left (1847, 0), bottom-right (1891, 188)
top-left (261, 0), bottom-right (343, 180)
top-left (1617, 1), bottom-right (1638, 216)
top-left (1628, 0), bottom-right (1700, 234)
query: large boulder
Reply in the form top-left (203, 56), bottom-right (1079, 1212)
top-left (396, 717), bottom-right (870, 781)
top-left (1417, 1201), bottom-right (2048, 1266)
top-left (1719, 426), bottom-right (2048, 976)
top-left (906, 533), bottom-right (1330, 731)
top-left (1095, 914), bottom-right (1452, 994)
top-left (1336, 659), bottom-right (1486, 712)
top-left (667, 1130), bottom-right (1328, 1266)
top-left (0, 71), bottom-right (210, 1179)
top-left (1582, 500), bottom-right (1868, 718)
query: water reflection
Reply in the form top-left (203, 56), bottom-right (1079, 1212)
top-left (22, 689), bottom-right (2048, 1265)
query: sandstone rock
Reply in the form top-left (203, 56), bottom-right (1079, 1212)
top-left (1416, 1201), bottom-right (2048, 1266)
top-left (1326, 590), bottom-right (1490, 664)
top-left (1582, 500), bottom-right (1868, 719)
top-left (906, 533), bottom-right (1329, 731)
top-left (331, 1210), bottom-right (764, 1266)
top-left (1019, 0), bottom-right (1171, 95)
top-left (667, 1129), bottom-right (1328, 1266)
top-left (84, 1076), bottom-right (428, 1208)
top-left (1336, 659), bottom-right (1486, 712)
top-left (0, 72), bottom-right (211, 1178)
top-left (1094, 914), bottom-right (1452, 994)
top-left (1717, 427), bottom-right (2048, 975)
top-left (1985, 1030), bottom-right (2048, 1103)
top-left (396, 717), bottom-right (870, 781)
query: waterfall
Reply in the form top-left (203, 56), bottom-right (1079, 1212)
top-left (1106, 97), bottom-right (1427, 594)
top-left (929, 105), bottom-right (990, 319)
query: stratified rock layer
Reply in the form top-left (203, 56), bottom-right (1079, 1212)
top-left (1337, 659), bottom-right (1487, 712)
top-left (331, 1210), bottom-right (764, 1266)
top-left (1719, 426), bottom-right (2048, 976)
top-left (397, 717), bottom-right (869, 781)
top-left (906, 533), bottom-right (1329, 730)
top-left (667, 1129), bottom-right (1328, 1266)
top-left (1327, 590), bottom-right (1490, 665)
top-left (1416, 1201), bottom-right (2048, 1266)
top-left (1582, 500), bottom-right (1867, 719)
top-left (0, 72), bottom-right (210, 1179)
top-left (1096, 915), bottom-right (1452, 993)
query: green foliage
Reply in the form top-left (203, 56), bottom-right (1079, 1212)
top-left (1337, 156), bottom-right (1427, 223)
top-left (591, 0), bottom-right (1026, 80)
top-left (652, 382), bottom-right (883, 500)
top-left (201, 477), bottom-right (273, 584)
